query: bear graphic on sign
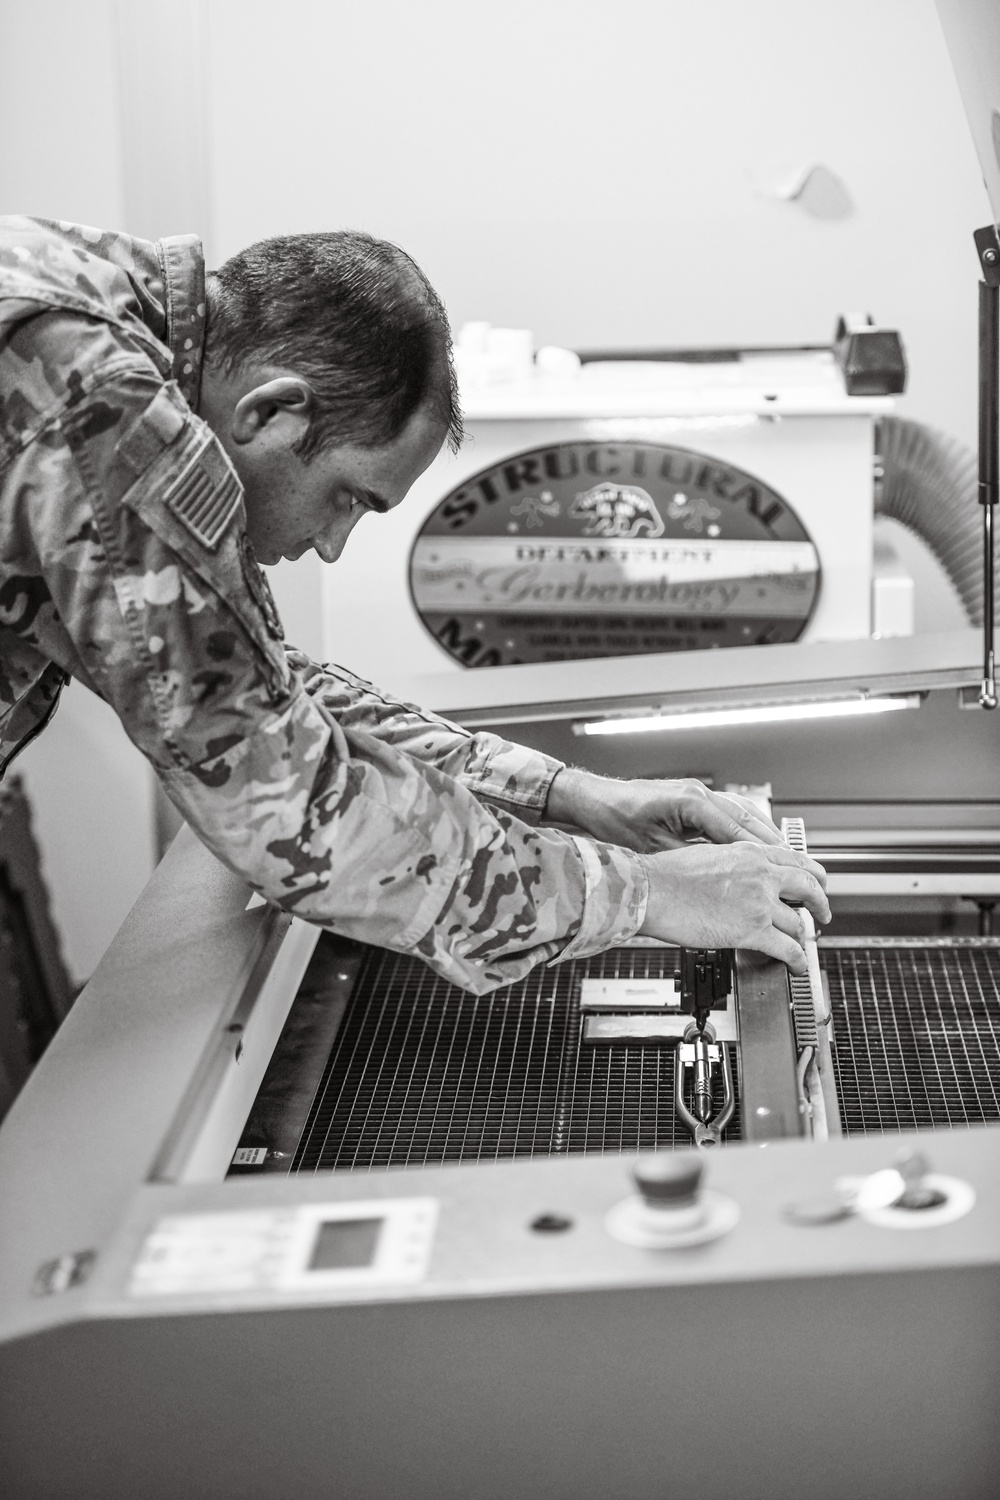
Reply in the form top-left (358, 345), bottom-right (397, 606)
top-left (569, 483), bottom-right (666, 539)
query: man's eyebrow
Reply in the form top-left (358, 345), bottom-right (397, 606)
top-left (360, 489), bottom-right (391, 514)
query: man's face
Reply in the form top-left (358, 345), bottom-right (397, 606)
top-left (228, 401), bottom-right (448, 568)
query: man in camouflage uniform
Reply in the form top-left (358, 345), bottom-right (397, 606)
top-left (0, 217), bottom-right (828, 993)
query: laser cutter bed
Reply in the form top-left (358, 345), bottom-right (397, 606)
top-left (229, 924), bottom-right (1000, 1176)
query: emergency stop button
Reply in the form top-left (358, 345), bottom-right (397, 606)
top-left (632, 1152), bottom-right (703, 1209)
top-left (607, 1152), bottom-right (739, 1249)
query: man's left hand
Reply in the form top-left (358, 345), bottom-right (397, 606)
top-left (545, 768), bottom-right (783, 853)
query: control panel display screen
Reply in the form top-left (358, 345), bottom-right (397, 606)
top-left (129, 1199), bottom-right (435, 1299)
top-left (309, 1217), bottom-right (383, 1270)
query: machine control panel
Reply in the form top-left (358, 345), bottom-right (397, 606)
top-left (128, 1198), bottom-right (437, 1300)
top-left (117, 1143), bottom-right (983, 1319)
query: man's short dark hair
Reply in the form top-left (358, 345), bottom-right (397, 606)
top-left (206, 231), bottom-right (463, 458)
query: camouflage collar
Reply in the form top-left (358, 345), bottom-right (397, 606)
top-left (157, 232), bottom-right (206, 409)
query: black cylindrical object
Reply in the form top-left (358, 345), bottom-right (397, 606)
top-left (978, 279), bottom-right (997, 706)
top-left (979, 280), bottom-right (999, 507)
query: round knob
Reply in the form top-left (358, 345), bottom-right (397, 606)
top-left (632, 1153), bottom-right (703, 1209)
top-left (894, 1149), bottom-right (947, 1212)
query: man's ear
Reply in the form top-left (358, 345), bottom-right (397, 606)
top-left (231, 377), bottom-right (314, 445)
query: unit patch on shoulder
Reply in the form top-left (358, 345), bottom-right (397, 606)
top-left (163, 435), bottom-right (243, 551)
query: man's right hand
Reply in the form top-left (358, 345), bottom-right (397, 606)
top-left (639, 842), bottom-right (831, 975)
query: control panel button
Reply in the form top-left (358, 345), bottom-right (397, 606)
top-left (608, 1154), bottom-right (739, 1249)
top-left (632, 1152), bottom-right (703, 1209)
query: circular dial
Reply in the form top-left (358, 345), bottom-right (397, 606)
top-left (410, 440), bottom-right (820, 668)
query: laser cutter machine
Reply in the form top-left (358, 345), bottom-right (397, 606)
top-left (1, 3), bottom-right (999, 1497)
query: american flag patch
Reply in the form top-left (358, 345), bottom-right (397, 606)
top-left (163, 438), bottom-right (243, 550)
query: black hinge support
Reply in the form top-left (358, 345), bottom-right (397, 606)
top-left (975, 225), bottom-right (999, 709)
top-left (974, 223), bottom-right (1000, 289)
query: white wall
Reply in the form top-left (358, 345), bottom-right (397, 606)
top-left (12, 685), bottom-right (156, 984)
top-left (0, 0), bottom-right (159, 983)
top-left (0, 0), bottom-right (123, 226)
top-left (206, 0), bottom-right (992, 451)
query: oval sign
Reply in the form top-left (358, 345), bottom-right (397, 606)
top-left (410, 440), bottom-right (820, 667)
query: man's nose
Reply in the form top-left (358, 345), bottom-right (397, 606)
top-left (314, 523), bottom-right (349, 565)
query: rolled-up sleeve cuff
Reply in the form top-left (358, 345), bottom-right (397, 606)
top-left (464, 741), bottom-right (565, 826)
top-left (552, 837), bottom-right (649, 964)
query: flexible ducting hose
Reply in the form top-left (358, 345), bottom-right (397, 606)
top-left (876, 416), bottom-right (981, 626)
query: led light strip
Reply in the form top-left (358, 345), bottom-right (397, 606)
top-left (574, 694), bottom-right (921, 737)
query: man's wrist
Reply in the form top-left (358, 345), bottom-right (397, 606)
top-left (554, 835), bottom-right (649, 963)
top-left (545, 766), bottom-right (604, 828)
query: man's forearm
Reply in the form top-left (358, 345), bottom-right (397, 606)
top-left (162, 693), bottom-right (646, 994)
top-left (545, 765), bottom-right (642, 847)
top-left (291, 650), bottom-right (565, 824)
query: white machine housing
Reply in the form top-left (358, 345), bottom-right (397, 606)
top-left (321, 352), bottom-right (898, 694)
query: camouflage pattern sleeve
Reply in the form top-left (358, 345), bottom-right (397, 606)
top-left (2, 317), bottom-right (648, 992)
top-left (284, 651), bottom-right (563, 824)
